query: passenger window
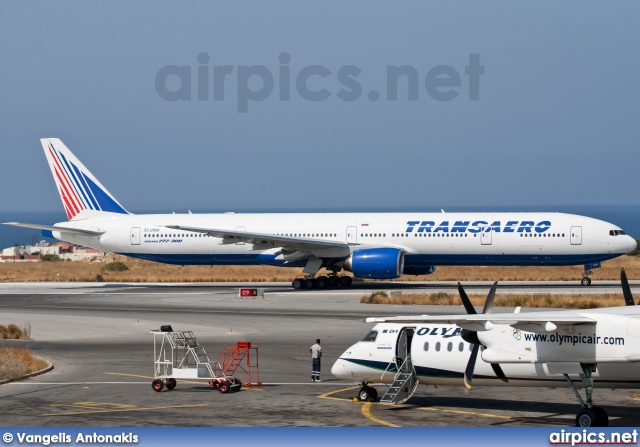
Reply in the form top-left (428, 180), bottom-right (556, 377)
top-left (459, 342), bottom-right (464, 352)
top-left (447, 342), bottom-right (452, 352)
top-left (435, 342), bottom-right (441, 352)
top-left (423, 342), bottom-right (429, 351)
top-left (361, 330), bottom-right (377, 342)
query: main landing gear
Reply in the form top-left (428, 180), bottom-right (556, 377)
top-left (565, 364), bottom-right (608, 427)
top-left (292, 275), bottom-right (352, 290)
top-left (356, 382), bottom-right (378, 402)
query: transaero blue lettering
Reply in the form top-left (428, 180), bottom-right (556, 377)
top-left (406, 220), bottom-right (551, 234)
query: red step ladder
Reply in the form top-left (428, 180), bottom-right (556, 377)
top-left (216, 342), bottom-right (261, 388)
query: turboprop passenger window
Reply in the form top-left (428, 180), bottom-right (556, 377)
top-left (459, 342), bottom-right (464, 352)
top-left (362, 330), bottom-right (378, 342)
top-left (423, 342), bottom-right (429, 351)
top-left (447, 342), bottom-right (453, 352)
top-left (435, 342), bottom-right (441, 352)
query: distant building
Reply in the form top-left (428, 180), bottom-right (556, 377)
top-left (0, 241), bottom-right (105, 262)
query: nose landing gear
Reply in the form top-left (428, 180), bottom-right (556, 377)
top-left (580, 262), bottom-right (601, 286)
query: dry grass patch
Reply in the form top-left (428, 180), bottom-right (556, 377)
top-left (361, 292), bottom-right (625, 309)
top-left (0, 347), bottom-right (49, 381)
top-left (0, 323), bottom-right (31, 340)
top-left (0, 253), bottom-right (638, 283)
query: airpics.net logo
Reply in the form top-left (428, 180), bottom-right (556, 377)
top-left (155, 52), bottom-right (484, 112)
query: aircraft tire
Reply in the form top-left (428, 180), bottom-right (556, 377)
top-left (304, 279), bottom-right (317, 289)
top-left (339, 276), bottom-right (352, 287)
top-left (576, 408), bottom-right (597, 427)
top-left (358, 387), bottom-right (371, 402)
top-left (151, 379), bottom-right (164, 392)
top-left (581, 277), bottom-right (592, 286)
top-left (591, 406), bottom-right (608, 427)
top-left (367, 387), bottom-right (378, 402)
top-left (292, 279), bottom-right (304, 289)
top-left (327, 276), bottom-right (339, 287)
top-left (316, 276), bottom-right (329, 289)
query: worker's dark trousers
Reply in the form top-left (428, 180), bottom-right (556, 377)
top-left (312, 358), bottom-right (321, 381)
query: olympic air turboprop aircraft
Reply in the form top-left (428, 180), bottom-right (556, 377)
top-left (4, 138), bottom-right (636, 289)
top-left (331, 270), bottom-right (640, 427)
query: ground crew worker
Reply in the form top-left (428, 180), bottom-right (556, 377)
top-left (309, 339), bottom-right (322, 382)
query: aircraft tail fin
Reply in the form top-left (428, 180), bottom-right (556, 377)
top-left (41, 138), bottom-right (129, 220)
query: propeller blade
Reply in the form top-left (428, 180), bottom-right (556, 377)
top-left (621, 268), bottom-right (635, 306)
top-left (464, 344), bottom-right (480, 389)
top-left (482, 281), bottom-right (498, 314)
top-left (491, 363), bottom-right (509, 383)
top-left (457, 282), bottom-right (477, 315)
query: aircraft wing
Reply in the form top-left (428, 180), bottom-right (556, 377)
top-left (3, 222), bottom-right (105, 236)
top-left (365, 313), bottom-right (596, 326)
top-left (164, 225), bottom-right (349, 251)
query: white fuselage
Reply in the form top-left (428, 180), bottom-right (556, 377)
top-left (332, 306), bottom-right (640, 389)
top-left (48, 211), bottom-right (634, 269)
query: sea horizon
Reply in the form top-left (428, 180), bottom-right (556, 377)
top-left (1, 203), bottom-right (638, 247)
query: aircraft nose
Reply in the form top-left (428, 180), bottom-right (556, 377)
top-left (629, 236), bottom-right (638, 253)
top-left (331, 358), bottom-right (350, 378)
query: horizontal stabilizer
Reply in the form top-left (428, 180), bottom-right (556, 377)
top-left (3, 222), bottom-right (104, 236)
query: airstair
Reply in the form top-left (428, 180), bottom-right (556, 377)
top-left (380, 356), bottom-right (418, 404)
top-left (151, 328), bottom-right (239, 393)
top-left (216, 342), bottom-right (262, 387)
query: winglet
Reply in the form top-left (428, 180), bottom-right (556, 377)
top-left (41, 138), bottom-right (129, 220)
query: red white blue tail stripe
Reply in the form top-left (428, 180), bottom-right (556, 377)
top-left (41, 138), bottom-right (128, 220)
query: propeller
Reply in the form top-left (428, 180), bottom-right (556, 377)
top-left (457, 281), bottom-right (508, 388)
top-left (621, 268), bottom-right (636, 306)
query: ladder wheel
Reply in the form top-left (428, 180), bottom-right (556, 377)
top-left (166, 378), bottom-right (177, 390)
top-left (230, 378), bottom-right (242, 392)
top-left (218, 381), bottom-right (231, 394)
top-left (151, 379), bottom-right (164, 392)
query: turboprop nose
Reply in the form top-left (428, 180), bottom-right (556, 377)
top-left (331, 358), bottom-right (349, 378)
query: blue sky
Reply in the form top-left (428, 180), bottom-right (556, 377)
top-left (1, 1), bottom-right (639, 213)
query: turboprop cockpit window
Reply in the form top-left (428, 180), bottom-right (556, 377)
top-left (362, 330), bottom-right (378, 342)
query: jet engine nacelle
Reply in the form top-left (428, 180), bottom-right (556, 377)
top-left (403, 265), bottom-right (437, 275)
top-left (343, 248), bottom-right (404, 279)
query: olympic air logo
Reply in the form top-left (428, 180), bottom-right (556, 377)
top-left (405, 220), bottom-right (552, 234)
top-left (513, 329), bottom-right (522, 341)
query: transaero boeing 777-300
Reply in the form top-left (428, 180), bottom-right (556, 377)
top-left (4, 138), bottom-right (636, 289)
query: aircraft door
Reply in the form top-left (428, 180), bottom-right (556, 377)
top-left (235, 226), bottom-right (246, 245)
top-left (130, 227), bottom-right (140, 245)
top-left (571, 226), bottom-right (582, 245)
top-left (395, 327), bottom-right (414, 372)
top-left (346, 226), bottom-right (358, 244)
top-left (481, 227), bottom-right (492, 245)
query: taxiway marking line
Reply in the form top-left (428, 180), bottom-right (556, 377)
top-left (419, 407), bottom-right (550, 424)
top-left (39, 403), bottom-right (209, 417)
top-left (104, 372), bottom-right (207, 386)
top-left (0, 304), bottom-right (371, 318)
top-left (361, 402), bottom-right (401, 428)
top-left (317, 386), bottom-right (361, 401)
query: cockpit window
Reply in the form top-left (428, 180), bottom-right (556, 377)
top-left (609, 230), bottom-right (627, 236)
top-left (361, 330), bottom-right (378, 342)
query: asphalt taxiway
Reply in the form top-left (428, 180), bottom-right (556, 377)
top-left (1, 281), bottom-right (640, 427)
